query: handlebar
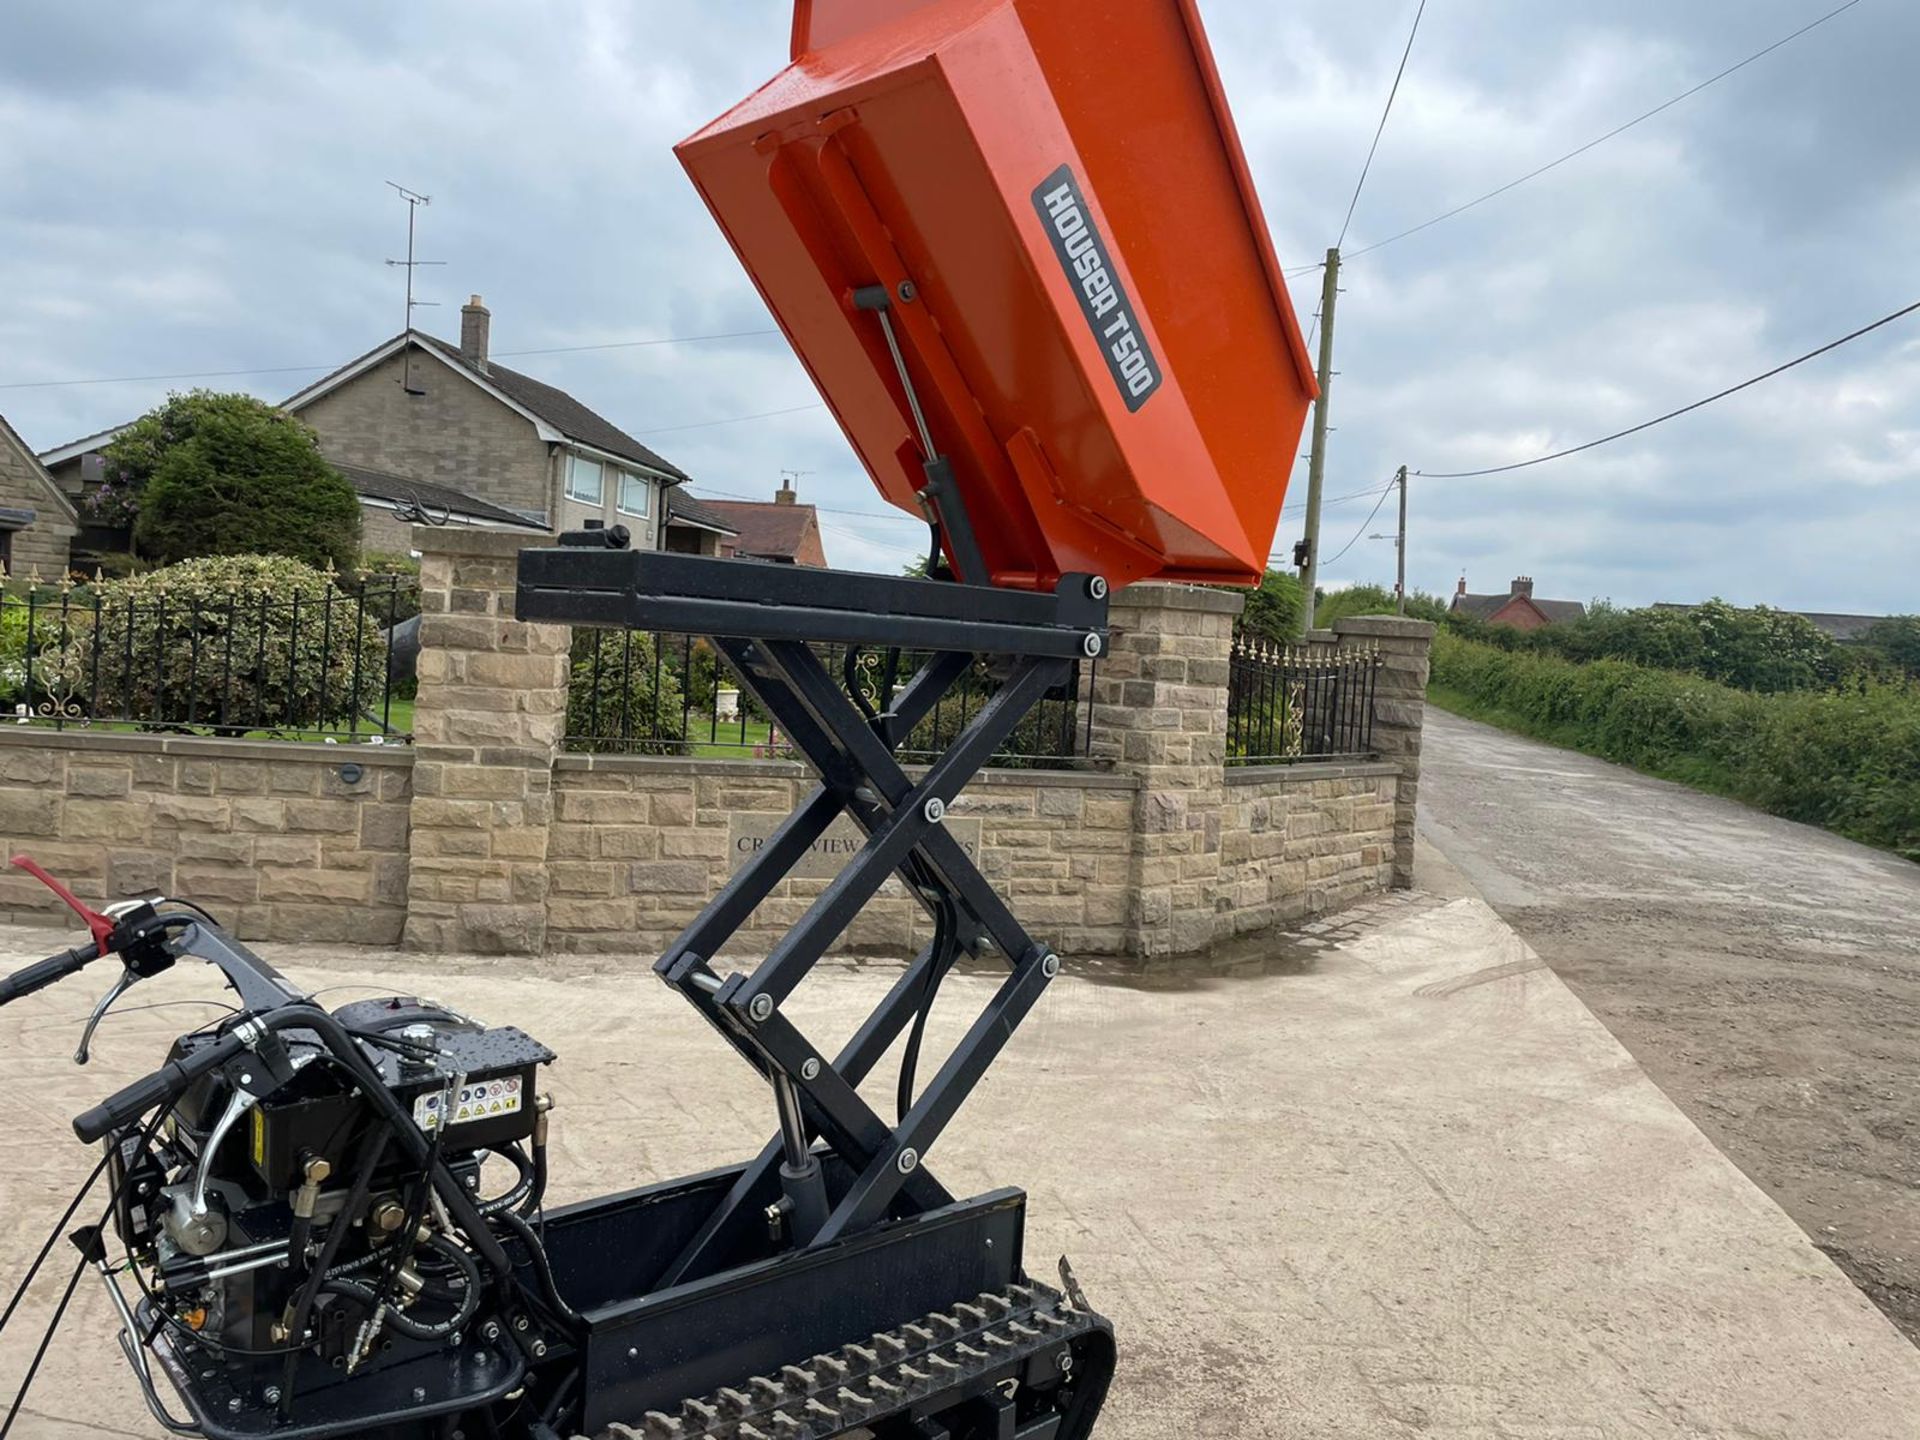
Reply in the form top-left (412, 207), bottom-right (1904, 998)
top-left (72, 1027), bottom-right (254, 1145)
top-left (0, 942), bottom-right (101, 1007)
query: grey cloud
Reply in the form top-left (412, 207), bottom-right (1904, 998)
top-left (0, 0), bottom-right (1912, 608)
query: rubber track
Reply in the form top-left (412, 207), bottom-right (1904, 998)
top-left (589, 1280), bottom-right (1099, 1439)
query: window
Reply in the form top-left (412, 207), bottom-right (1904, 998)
top-left (617, 471), bottom-right (650, 517)
top-left (565, 455), bottom-right (603, 504)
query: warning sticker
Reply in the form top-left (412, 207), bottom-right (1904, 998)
top-left (414, 1075), bottom-right (523, 1132)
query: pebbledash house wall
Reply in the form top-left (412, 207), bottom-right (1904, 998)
top-left (0, 529), bottom-right (1433, 958)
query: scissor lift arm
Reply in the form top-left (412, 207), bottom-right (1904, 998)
top-left (515, 542), bottom-right (1117, 1438)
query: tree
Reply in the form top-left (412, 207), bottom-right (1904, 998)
top-left (98, 391), bottom-right (361, 571)
top-left (1237, 569), bottom-right (1306, 644)
top-left (1862, 617), bottom-right (1920, 678)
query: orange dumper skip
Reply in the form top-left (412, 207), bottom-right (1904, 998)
top-left (678, 0), bottom-right (1317, 592)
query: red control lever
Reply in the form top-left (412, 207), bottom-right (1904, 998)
top-left (10, 855), bottom-right (116, 951)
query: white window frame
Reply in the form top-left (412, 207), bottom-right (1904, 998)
top-left (616, 470), bottom-right (651, 518)
top-left (565, 454), bottom-right (604, 504)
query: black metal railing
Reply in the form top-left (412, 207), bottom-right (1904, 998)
top-left (1227, 632), bottom-right (1381, 764)
top-left (566, 631), bottom-right (1096, 767)
top-left (0, 576), bottom-right (418, 742)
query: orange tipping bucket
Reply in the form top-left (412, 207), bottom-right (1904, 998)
top-left (677, 0), bottom-right (1317, 591)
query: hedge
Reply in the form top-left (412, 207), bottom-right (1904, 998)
top-left (1431, 631), bottom-right (1920, 861)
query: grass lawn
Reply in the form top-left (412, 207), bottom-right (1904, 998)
top-left (685, 718), bottom-right (781, 759)
top-left (2, 696), bottom-right (415, 745)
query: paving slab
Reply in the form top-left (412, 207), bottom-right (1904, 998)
top-left (0, 894), bottom-right (1916, 1437)
top-left (1419, 707), bottom-right (1920, 1341)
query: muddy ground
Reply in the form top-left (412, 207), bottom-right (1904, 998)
top-left (1420, 708), bottom-right (1920, 1343)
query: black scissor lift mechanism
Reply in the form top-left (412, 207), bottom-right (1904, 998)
top-left (514, 539), bottom-right (1115, 1438)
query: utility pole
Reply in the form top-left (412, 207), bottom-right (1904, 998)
top-left (1394, 464), bottom-right (1408, 614)
top-left (1297, 247), bottom-right (1341, 635)
top-left (1368, 465), bottom-right (1410, 611)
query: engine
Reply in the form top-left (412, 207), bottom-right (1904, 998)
top-left (111, 995), bottom-right (553, 1391)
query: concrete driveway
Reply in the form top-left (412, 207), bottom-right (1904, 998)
top-left (2, 886), bottom-right (1919, 1437)
top-left (1419, 707), bottom-right (1920, 1345)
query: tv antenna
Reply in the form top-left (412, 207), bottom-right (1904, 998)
top-left (384, 182), bottom-right (445, 395)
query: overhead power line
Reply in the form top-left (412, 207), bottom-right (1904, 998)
top-left (1268, 480), bottom-right (1400, 563)
top-left (1321, 481), bottom-right (1398, 568)
top-left (686, 485), bottom-right (922, 525)
top-left (1346, 0), bottom-right (1866, 261)
top-left (498, 328), bottom-right (780, 358)
top-left (1416, 295), bottom-right (1920, 480)
top-left (1336, 0), bottom-right (1430, 251)
top-left (634, 402), bottom-right (827, 436)
top-left (0, 328), bottom-right (785, 392)
top-left (1281, 480), bottom-right (1396, 519)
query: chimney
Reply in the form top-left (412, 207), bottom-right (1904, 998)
top-left (1511, 576), bottom-right (1534, 598)
top-left (774, 476), bottom-right (797, 506)
top-left (461, 295), bottom-right (491, 373)
top-left (1456, 575), bottom-right (1467, 597)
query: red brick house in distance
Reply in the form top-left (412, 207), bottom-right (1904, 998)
top-left (1451, 576), bottom-right (1586, 631)
top-left (696, 477), bottom-right (828, 567)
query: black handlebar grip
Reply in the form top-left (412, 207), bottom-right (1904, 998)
top-left (0, 944), bottom-right (98, 1007)
top-left (72, 1030), bottom-right (249, 1144)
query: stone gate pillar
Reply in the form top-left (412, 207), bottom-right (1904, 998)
top-left (1332, 615), bottom-right (1435, 889)
top-left (1088, 584), bottom-right (1243, 957)
top-left (403, 527), bottom-right (568, 953)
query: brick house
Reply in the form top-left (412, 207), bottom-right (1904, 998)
top-left (698, 478), bottom-right (828, 566)
top-left (0, 413), bottom-right (78, 577)
top-left (39, 295), bottom-right (702, 560)
top-left (1451, 576), bottom-right (1586, 630)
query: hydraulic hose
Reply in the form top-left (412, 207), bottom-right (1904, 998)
top-left (320, 1236), bottom-right (481, 1342)
top-left (477, 1143), bottom-right (534, 1216)
top-left (520, 1137), bottom-right (549, 1219)
top-left (277, 1123), bottom-right (392, 1419)
top-left (490, 1207), bottom-right (583, 1336)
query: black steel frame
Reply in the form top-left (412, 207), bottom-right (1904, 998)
top-left (517, 546), bottom-right (1108, 1278)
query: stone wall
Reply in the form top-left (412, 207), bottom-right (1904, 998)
top-left (0, 731), bottom-right (411, 942)
top-left (546, 759), bottom-right (1139, 957)
top-left (0, 532), bottom-right (1432, 961)
top-left (1220, 762), bottom-right (1399, 937)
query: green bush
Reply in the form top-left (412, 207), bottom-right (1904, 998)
top-left (0, 601), bottom-right (51, 711)
top-left (1860, 616), bottom-right (1920, 679)
top-left (102, 390), bottom-right (361, 571)
top-left (1237, 570), bottom-right (1306, 644)
top-left (1228, 682), bottom-right (1303, 761)
top-left (1450, 597), bottom-right (1842, 694)
top-left (565, 631), bottom-right (686, 754)
top-left (343, 552), bottom-right (423, 627)
top-left (1432, 631), bottom-right (1920, 860)
top-left (1312, 583), bottom-right (1450, 629)
top-left (46, 554), bottom-right (387, 733)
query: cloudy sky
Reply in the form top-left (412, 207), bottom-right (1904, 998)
top-left (1, 0), bottom-right (1914, 611)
